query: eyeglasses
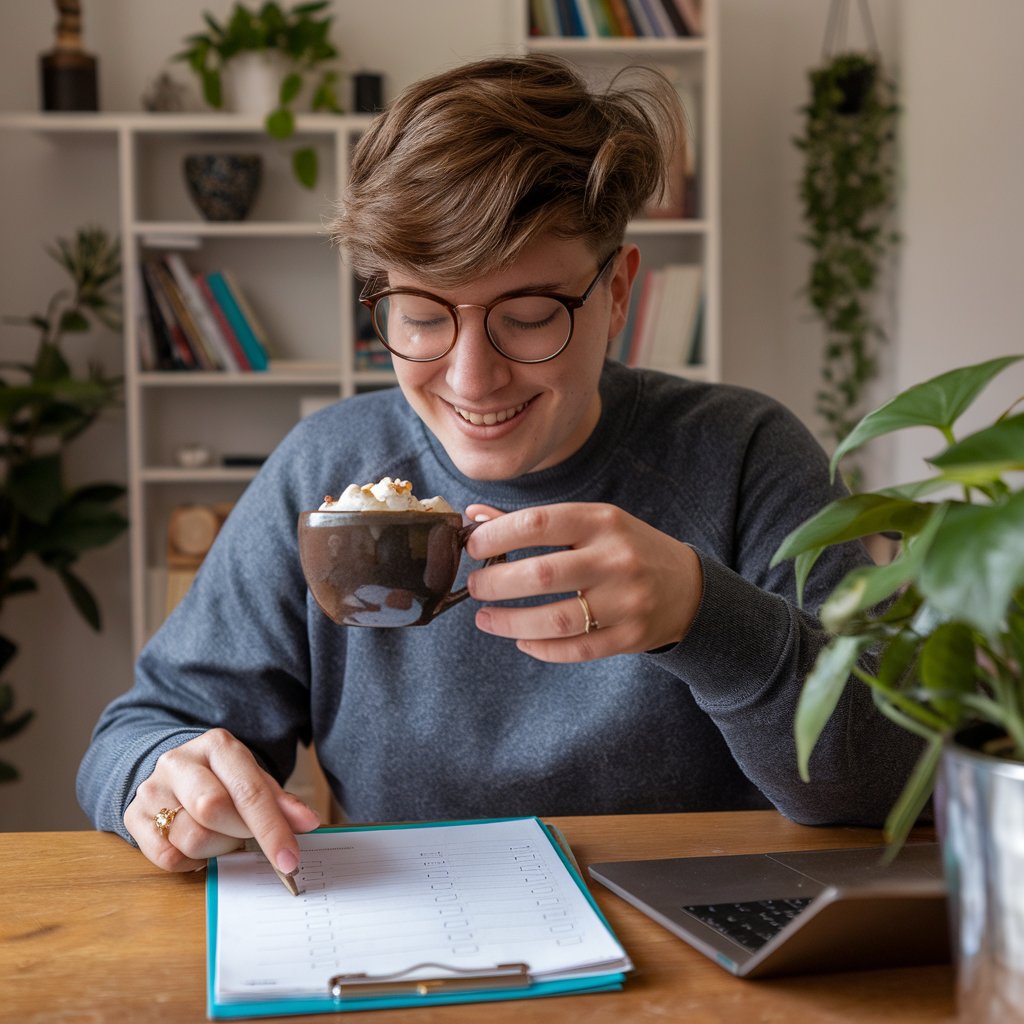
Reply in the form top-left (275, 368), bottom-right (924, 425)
top-left (359, 248), bottom-right (620, 364)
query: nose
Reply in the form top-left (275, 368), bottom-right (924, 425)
top-left (444, 304), bottom-right (513, 402)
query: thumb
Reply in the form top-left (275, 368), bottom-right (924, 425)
top-left (465, 503), bottom-right (505, 523)
top-left (276, 789), bottom-right (322, 833)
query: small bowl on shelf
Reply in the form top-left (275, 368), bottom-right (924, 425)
top-left (183, 154), bottom-right (262, 221)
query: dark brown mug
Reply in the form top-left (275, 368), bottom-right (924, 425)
top-left (298, 510), bottom-right (504, 627)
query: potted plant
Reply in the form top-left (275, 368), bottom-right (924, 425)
top-left (0, 225), bottom-right (127, 781)
top-left (794, 50), bottom-right (899, 489)
top-left (773, 354), bottom-right (1024, 1020)
top-left (176, 1), bottom-right (343, 189)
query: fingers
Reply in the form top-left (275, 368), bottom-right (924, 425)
top-left (125, 729), bottom-right (321, 875)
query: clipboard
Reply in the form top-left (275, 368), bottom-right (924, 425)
top-left (206, 817), bottom-right (632, 1019)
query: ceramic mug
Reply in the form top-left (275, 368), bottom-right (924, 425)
top-left (298, 510), bottom-right (505, 627)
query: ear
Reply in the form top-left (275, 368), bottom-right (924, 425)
top-left (607, 244), bottom-right (641, 341)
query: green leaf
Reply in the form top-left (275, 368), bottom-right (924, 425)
top-left (919, 492), bottom-right (1024, 640)
top-left (293, 146), bottom-right (317, 189)
top-left (6, 452), bottom-right (63, 523)
top-left (919, 622), bottom-right (976, 720)
top-left (0, 761), bottom-right (19, 783)
top-left (279, 71), bottom-right (302, 105)
top-left (58, 568), bottom-right (101, 630)
top-left (772, 493), bottom-right (932, 567)
top-left (929, 413), bottom-right (1024, 483)
top-left (819, 506), bottom-right (945, 632)
top-left (0, 636), bottom-right (15, 676)
top-left (830, 355), bottom-right (1023, 478)
top-left (59, 309), bottom-right (89, 333)
top-left (33, 341), bottom-right (71, 382)
top-left (202, 68), bottom-right (223, 108)
top-left (882, 736), bottom-right (942, 855)
top-left (795, 635), bottom-right (870, 781)
top-left (265, 107), bottom-right (294, 140)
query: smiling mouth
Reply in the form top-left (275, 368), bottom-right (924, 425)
top-left (453, 400), bottom-right (529, 426)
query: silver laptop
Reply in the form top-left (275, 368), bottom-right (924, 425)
top-left (588, 843), bottom-right (950, 978)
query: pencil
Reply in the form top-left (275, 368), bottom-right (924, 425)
top-left (242, 838), bottom-right (302, 896)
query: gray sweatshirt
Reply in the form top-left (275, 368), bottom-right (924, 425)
top-left (78, 362), bottom-right (921, 838)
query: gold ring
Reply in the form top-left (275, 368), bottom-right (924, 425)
top-left (576, 591), bottom-right (600, 635)
top-left (153, 806), bottom-right (182, 837)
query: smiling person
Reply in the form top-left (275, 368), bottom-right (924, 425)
top-left (78, 55), bottom-right (922, 879)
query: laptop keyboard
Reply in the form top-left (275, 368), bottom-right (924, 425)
top-left (682, 897), bottom-right (813, 951)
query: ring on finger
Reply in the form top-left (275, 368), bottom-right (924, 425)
top-left (576, 590), bottom-right (600, 635)
top-left (153, 805), bottom-right (183, 838)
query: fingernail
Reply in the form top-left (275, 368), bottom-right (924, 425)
top-left (276, 848), bottom-right (299, 875)
top-left (474, 513), bottom-right (491, 522)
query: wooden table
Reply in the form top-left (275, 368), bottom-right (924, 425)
top-left (0, 813), bottom-right (954, 1023)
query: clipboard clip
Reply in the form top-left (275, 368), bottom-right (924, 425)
top-left (329, 961), bottom-right (531, 999)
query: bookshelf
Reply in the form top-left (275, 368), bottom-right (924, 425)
top-left (0, 111), bottom-right (379, 653)
top-left (521, 0), bottom-right (720, 382)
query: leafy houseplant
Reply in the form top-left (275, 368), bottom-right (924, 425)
top-left (0, 226), bottom-right (128, 781)
top-left (772, 354), bottom-right (1024, 847)
top-left (176, 1), bottom-right (343, 190)
top-left (794, 51), bottom-right (899, 489)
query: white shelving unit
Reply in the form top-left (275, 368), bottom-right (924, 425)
top-left (520, 0), bottom-right (720, 382)
top-left (0, 111), bottom-right (380, 653)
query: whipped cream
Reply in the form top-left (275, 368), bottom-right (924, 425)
top-left (318, 477), bottom-right (455, 514)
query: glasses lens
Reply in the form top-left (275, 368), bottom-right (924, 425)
top-left (487, 296), bottom-right (571, 361)
top-left (373, 293), bottom-right (456, 359)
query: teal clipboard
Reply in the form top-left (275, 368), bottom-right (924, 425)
top-left (206, 816), bottom-right (630, 1019)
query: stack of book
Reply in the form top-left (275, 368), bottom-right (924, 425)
top-left (530, 0), bottom-right (703, 38)
top-left (618, 263), bottom-right (703, 369)
top-left (137, 253), bottom-right (271, 372)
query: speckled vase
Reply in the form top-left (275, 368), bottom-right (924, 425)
top-left (183, 154), bottom-right (263, 221)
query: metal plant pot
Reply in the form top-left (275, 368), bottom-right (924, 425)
top-left (938, 724), bottom-right (1024, 1021)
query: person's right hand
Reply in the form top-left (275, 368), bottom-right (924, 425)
top-left (124, 728), bottom-right (320, 876)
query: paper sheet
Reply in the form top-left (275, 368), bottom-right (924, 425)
top-left (213, 818), bottom-right (631, 1001)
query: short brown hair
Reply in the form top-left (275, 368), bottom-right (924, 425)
top-left (330, 54), bottom-right (682, 286)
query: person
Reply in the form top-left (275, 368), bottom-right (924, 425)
top-left (78, 54), bottom-right (921, 881)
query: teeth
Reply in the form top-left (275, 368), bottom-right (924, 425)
top-left (456, 402), bottom-right (526, 426)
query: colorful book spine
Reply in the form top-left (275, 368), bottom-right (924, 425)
top-left (141, 260), bottom-right (197, 370)
top-left (205, 271), bottom-right (269, 371)
top-left (164, 252), bottom-right (239, 372)
top-left (195, 273), bottom-right (252, 371)
top-left (152, 259), bottom-right (217, 370)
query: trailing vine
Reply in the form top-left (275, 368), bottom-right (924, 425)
top-left (795, 50), bottom-right (898, 489)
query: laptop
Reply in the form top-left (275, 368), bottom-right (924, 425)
top-left (588, 843), bottom-right (950, 978)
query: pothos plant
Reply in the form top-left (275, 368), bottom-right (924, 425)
top-left (0, 226), bottom-right (127, 781)
top-left (773, 355), bottom-right (1024, 850)
top-left (794, 51), bottom-right (899, 490)
top-left (176, 1), bottom-right (343, 189)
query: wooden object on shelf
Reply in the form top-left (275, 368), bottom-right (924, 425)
top-left (165, 502), bottom-right (232, 615)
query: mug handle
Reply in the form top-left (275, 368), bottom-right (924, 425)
top-left (432, 521), bottom-right (507, 618)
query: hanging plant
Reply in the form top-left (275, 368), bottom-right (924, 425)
top-left (795, 24), bottom-right (899, 489)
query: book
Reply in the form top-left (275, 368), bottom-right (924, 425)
top-left (623, 0), bottom-right (657, 37)
top-left (222, 269), bottom-right (275, 361)
top-left (133, 271), bottom-right (158, 371)
top-left (656, 0), bottom-right (690, 36)
top-left (141, 259), bottom-right (197, 370)
top-left (205, 271), bottom-right (270, 371)
top-left (606, 0), bottom-right (639, 36)
top-left (555, 0), bottom-right (585, 36)
top-left (207, 817), bottom-right (632, 1018)
top-left (586, 0), bottom-right (615, 36)
top-left (637, 0), bottom-right (673, 37)
top-left (165, 252), bottom-right (240, 372)
top-left (673, 0), bottom-right (703, 35)
top-left (152, 258), bottom-right (218, 370)
top-left (648, 263), bottom-right (702, 368)
top-left (195, 273), bottom-right (252, 371)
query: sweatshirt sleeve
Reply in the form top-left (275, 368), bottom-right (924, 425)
top-left (76, 426), bottom-right (318, 842)
top-left (645, 396), bottom-right (923, 827)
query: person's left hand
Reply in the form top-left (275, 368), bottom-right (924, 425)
top-left (465, 502), bottom-right (703, 662)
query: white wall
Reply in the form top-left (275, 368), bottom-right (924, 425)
top-left (1, 0), bottom-right (1021, 831)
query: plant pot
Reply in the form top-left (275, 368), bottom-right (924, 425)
top-left (183, 154), bottom-right (263, 222)
top-left (938, 724), bottom-right (1024, 1021)
top-left (223, 51), bottom-right (294, 117)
